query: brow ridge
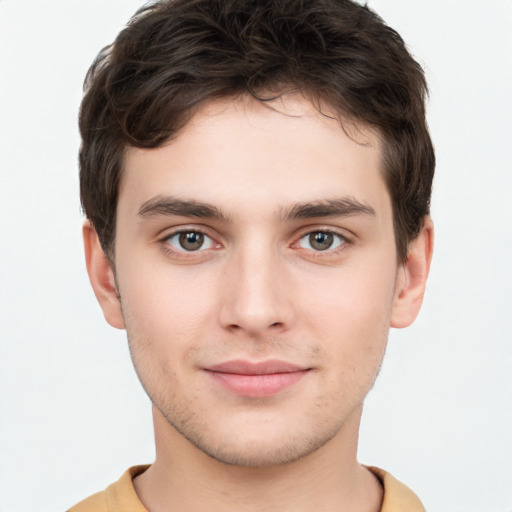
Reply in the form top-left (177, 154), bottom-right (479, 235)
top-left (138, 195), bottom-right (375, 223)
top-left (280, 198), bottom-right (376, 221)
top-left (138, 196), bottom-right (230, 221)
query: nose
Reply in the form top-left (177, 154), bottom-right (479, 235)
top-left (219, 244), bottom-right (295, 337)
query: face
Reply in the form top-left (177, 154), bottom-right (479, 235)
top-left (107, 95), bottom-right (405, 466)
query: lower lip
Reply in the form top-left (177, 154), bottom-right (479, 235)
top-left (205, 370), bottom-right (309, 398)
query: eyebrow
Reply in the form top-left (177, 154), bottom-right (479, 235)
top-left (137, 195), bottom-right (375, 222)
top-left (278, 198), bottom-right (376, 221)
top-left (138, 196), bottom-right (231, 222)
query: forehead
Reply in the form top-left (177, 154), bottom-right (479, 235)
top-left (118, 94), bottom-right (388, 219)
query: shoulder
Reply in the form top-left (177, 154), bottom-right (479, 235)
top-left (367, 466), bottom-right (425, 512)
top-left (68, 490), bottom-right (109, 512)
top-left (67, 465), bottom-right (150, 512)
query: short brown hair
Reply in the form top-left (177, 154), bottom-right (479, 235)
top-left (79, 0), bottom-right (434, 263)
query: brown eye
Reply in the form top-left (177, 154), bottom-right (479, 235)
top-left (166, 231), bottom-right (215, 252)
top-left (298, 231), bottom-right (345, 252)
top-left (179, 232), bottom-right (204, 251)
top-left (309, 232), bottom-right (333, 251)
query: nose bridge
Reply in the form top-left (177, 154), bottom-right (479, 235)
top-left (220, 234), bottom-right (292, 334)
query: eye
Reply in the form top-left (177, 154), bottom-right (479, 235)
top-left (165, 231), bottom-right (216, 252)
top-left (297, 231), bottom-right (346, 252)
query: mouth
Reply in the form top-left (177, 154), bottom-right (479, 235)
top-left (203, 359), bottom-right (311, 398)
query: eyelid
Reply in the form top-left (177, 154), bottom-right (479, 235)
top-left (291, 226), bottom-right (353, 254)
top-left (158, 223), bottom-right (218, 241)
top-left (293, 224), bottom-right (353, 242)
top-left (167, 231), bottom-right (215, 251)
top-left (158, 225), bottom-right (222, 258)
top-left (298, 232), bottom-right (344, 249)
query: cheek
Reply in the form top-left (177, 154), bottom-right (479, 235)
top-left (301, 262), bottom-right (396, 365)
top-left (304, 260), bottom-right (396, 324)
top-left (117, 260), bottom-right (221, 367)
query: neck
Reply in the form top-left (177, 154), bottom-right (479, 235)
top-left (133, 405), bottom-right (382, 512)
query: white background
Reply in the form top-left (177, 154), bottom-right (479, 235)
top-left (0, 1), bottom-right (511, 510)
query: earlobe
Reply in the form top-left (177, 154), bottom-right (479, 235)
top-left (390, 218), bottom-right (434, 328)
top-left (83, 221), bottom-right (125, 329)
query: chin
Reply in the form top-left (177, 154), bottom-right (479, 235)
top-left (193, 439), bottom-right (328, 468)
top-left (168, 413), bottom-right (344, 468)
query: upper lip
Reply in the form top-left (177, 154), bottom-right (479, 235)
top-left (205, 359), bottom-right (308, 375)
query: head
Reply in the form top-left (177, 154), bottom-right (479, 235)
top-left (81, 0), bottom-right (434, 468)
top-left (80, 0), bottom-right (434, 264)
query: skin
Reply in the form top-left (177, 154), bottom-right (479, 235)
top-left (84, 94), bottom-right (433, 512)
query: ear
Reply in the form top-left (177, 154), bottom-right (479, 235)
top-left (83, 221), bottom-right (125, 329)
top-left (390, 218), bottom-right (434, 328)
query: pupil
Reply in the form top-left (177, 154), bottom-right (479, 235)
top-left (179, 232), bottom-right (204, 251)
top-left (310, 232), bottom-right (333, 251)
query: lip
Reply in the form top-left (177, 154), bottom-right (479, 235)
top-left (203, 359), bottom-right (310, 398)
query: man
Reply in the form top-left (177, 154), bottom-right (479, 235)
top-left (69, 0), bottom-right (434, 510)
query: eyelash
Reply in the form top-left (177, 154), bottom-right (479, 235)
top-left (160, 228), bottom-right (218, 259)
top-left (295, 229), bottom-right (349, 255)
top-left (158, 227), bottom-right (352, 260)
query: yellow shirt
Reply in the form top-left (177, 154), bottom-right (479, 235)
top-left (68, 465), bottom-right (425, 512)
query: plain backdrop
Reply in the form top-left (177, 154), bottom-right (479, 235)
top-left (0, 1), bottom-right (511, 511)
